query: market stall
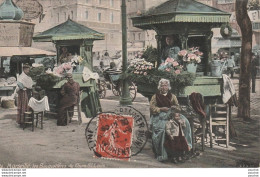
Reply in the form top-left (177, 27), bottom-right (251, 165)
top-left (33, 18), bottom-right (105, 118)
top-left (0, 0), bottom-right (56, 106)
top-left (130, 0), bottom-right (231, 103)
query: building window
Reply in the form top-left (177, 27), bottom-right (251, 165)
top-left (64, 12), bottom-right (66, 21)
top-left (110, 0), bottom-right (114, 7)
top-left (138, 33), bottom-right (141, 40)
top-left (110, 12), bottom-right (114, 23)
top-left (133, 33), bottom-right (135, 40)
top-left (86, 0), bottom-right (89, 3)
top-left (99, 0), bottom-right (101, 5)
top-left (217, 0), bottom-right (234, 4)
top-left (98, 12), bottom-right (101, 21)
top-left (85, 11), bottom-right (88, 19)
top-left (57, 13), bottom-right (59, 23)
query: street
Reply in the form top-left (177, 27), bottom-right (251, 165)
top-left (0, 78), bottom-right (259, 168)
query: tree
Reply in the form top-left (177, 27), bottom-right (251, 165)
top-left (235, 0), bottom-right (252, 120)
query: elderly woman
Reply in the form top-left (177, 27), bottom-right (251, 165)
top-left (150, 78), bottom-right (192, 163)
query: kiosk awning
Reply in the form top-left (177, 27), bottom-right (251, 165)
top-left (0, 47), bottom-right (56, 57)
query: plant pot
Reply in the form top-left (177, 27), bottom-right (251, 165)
top-left (186, 63), bottom-right (197, 73)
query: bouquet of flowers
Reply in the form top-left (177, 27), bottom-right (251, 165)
top-left (129, 58), bottom-right (154, 76)
top-left (48, 62), bottom-right (73, 77)
top-left (158, 57), bottom-right (183, 74)
top-left (178, 47), bottom-right (203, 64)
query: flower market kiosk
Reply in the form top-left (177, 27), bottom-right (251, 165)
top-left (33, 18), bottom-right (104, 118)
top-left (131, 0), bottom-right (231, 104)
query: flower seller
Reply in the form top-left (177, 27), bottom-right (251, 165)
top-left (17, 64), bottom-right (33, 126)
top-left (56, 73), bottom-right (80, 126)
top-left (150, 78), bottom-right (192, 163)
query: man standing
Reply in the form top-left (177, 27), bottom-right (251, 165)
top-left (57, 73), bottom-right (80, 126)
top-left (226, 54), bottom-right (236, 78)
top-left (251, 53), bottom-right (258, 93)
top-left (17, 64), bottom-right (33, 125)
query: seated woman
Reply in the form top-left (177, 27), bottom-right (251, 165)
top-left (150, 78), bottom-right (192, 163)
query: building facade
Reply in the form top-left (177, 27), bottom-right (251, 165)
top-left (0, 0), bottom-right (122, 54)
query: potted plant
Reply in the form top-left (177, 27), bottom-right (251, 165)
top-left (178, 47), bottom-right (203, 73)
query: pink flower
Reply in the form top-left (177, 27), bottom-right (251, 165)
top-left (143, 72), bottom-right (147, 75)
top-left (148, 66), bottom-right (152, 69)
top-left (178, 50), bottom-right (187, 56)
top-left (175, 70), bottom-right (181, 74)
top-left (63, 62), bottom-right (72, 70)
top-left (173, 61), bottom-right (179, 66)
top-left (56, 66), bottom-right (64, 74)
top-left (188, 53), bottom-right (196, 60)
top-left (165, 57), bottom-right (174, 63)
top-left (165, 68), bottom-right (171, 72)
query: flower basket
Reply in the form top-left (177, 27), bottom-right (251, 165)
top-left (1, 99), bottom-right (15, 108)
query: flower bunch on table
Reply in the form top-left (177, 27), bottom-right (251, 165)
top-left (129, 58), bottom-right (154, 75)
top-left (158, 57), bottom-right (183, 74)
top-left (47, 62), bottom-right (73, 77)
top-left (178, 47), bottom-right (203, 64)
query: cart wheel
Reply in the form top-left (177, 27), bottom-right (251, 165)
top-left (119, 82), bottom-right (137, 102)
top-left (97, 81), bottom-right (106, 99)
top-left (129, 82), bottom-right (137, 102)
top-left (112, 84), bottom-right (120, 96)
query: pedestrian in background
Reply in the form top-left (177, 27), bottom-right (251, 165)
top-left (251, 53), bottom-right (258, 93)
top-left (226, 53), bottom-right (236, 78)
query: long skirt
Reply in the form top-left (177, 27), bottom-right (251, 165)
top-left (150, 110), bottom-right (192, 161)
top-left (17, 90), bottom-right (31, 124)
top-left (56, 100), bottom-right (75, 126)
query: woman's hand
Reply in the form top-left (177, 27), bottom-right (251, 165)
top-left (171, 105), bottom-right (181, 112)
top-left (160, 107), bottom-right (169, 112)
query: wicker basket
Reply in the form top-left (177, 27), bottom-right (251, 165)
top-left (1, 99), bottom-right (15, 108)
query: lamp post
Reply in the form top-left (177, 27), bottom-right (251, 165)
top-left (119, 0), bottom-right (132, 105)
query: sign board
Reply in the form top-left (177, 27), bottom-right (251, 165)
top-left (16, 0), bottom-right (43, 20)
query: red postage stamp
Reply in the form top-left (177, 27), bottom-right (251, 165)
top-left (95, 113), bottom-right (134, 160)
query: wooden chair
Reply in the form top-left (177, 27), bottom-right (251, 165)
top-left (23, 111), bottom-right (35, 131)
top-left (209, 103), bottom-right (230, 148)
top-left (178, 94), bottom-right (207, 152)
top-left (66, 90), bottom-right (83, 125)
top-left (23, 111), bottom-right (44, 131)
